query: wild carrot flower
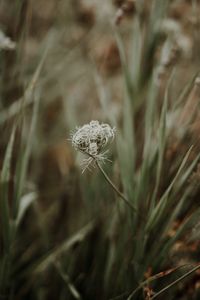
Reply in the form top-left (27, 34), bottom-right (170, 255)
top-left (71, 120), bottom-right (115, 172)
top-left (70, 120), bottom-right (136, 211)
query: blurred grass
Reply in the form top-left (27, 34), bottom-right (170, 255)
top-left (1, 1), bottom-right (200, 300)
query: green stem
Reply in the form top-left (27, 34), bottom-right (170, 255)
top-left (95, 160), bottom-right (137, 212)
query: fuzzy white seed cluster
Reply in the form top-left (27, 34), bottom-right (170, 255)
top-left (71, 120), bottom-right (115, 172)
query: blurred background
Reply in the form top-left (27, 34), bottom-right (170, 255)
top-left (1, 0), bottom-right (200, 299)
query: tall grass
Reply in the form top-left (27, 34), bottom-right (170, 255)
top-left (1, 1), bottom-right (200, 300)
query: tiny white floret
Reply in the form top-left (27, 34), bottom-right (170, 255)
top-left (71, 120), bottom-right (115, 172)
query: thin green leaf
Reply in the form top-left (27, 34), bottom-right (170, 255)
top-left (0, 125), bottom-right (16, 250)
top-left (150, 68), bottom-right (171, 211)
top-left (151, 264), bottom-right (200, 299)
top-left (14, 90), bottom-right (40, 219)
top-left (173, 71), bottom-right (199, 110)
top-left (146, 146), bottom-right (193, 232)
top-left (114, 29), bottom-right (134, 103)
top-left (94, 69), bottom-right (117, 127)
top-left (16, 192), bottom-right (37, 227)
top-left (0, 46), bottom-right (48, 125)
top-left (54, 262), bottom-right (82, 300)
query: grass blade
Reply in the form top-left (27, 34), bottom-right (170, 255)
top-left (14, 90), bottom-right (40, 219)
top-left (0, 125), bottom-right (16, 250)
top-left (146, 146), bottom-right (193, 232)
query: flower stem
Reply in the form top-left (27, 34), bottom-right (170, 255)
top-left (95, 160), bottom-right (137, 212)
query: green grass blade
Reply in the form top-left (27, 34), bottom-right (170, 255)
top-left (146, 146), bottom-right (193, 232)
top-left (151, 264), bottom-right (200, 299)
top-left (54, 262), bottom-right (82, 300)
top-left (0, 125), bottom-right (16, 250)
top-left (114, 29), bottom-right (136, 202)
top-left (94, 69), bottom-right (117, 127)
top-left (114, 29), bottom-right (134, 103)
top-left (0, 47), bottom-right (48, 125)
top-left (14, 90), bottom-right (40, 219)
top-left (130, 17), bottom-right (142, 91)
top-left (0, 125), bottom-right (16, 295)
top-left (149, 68), bottom-right (175, 213)
top-left (16, 192), bottom-right (37, 227)
top-left (173, 71), bottom-right (199, 110)
top-left (134, 77), bottom-right (158, 205)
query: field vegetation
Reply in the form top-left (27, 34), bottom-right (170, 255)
top-left (1, 1), bottom-right (200, 299)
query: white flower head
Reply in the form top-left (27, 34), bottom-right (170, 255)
top-left (71, 120), bottom-right (115, 172)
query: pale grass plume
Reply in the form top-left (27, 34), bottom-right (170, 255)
top-left (0, 30), bottom-right (16, 50)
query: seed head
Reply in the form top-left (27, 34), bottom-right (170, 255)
top-left (71, 120), bottom-right (115, 172)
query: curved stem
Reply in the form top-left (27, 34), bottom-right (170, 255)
top-left (95, 160), bottom-right (137, 212)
